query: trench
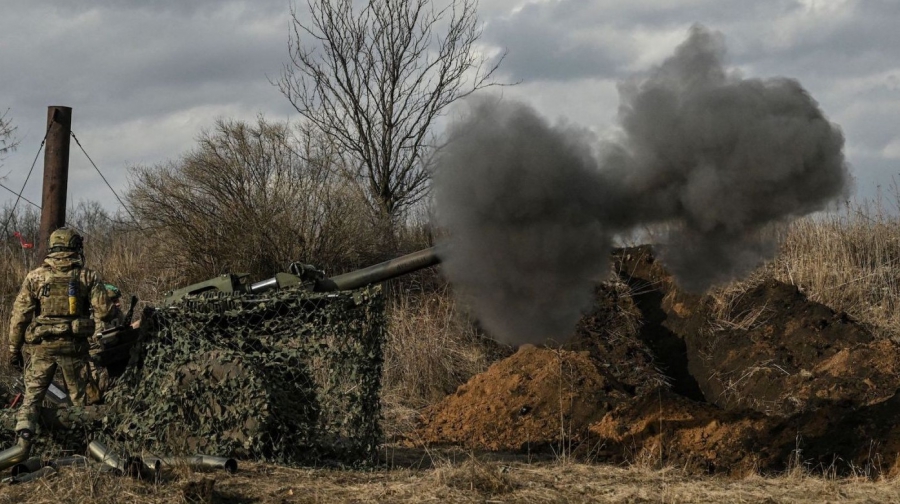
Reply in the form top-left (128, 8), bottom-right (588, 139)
top-left (623, 275), bottom-right (707, 403)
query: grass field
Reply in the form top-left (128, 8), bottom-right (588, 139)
top-left (3, 200), bottom-right (900, 501)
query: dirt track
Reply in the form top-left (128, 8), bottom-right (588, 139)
top-left (416, 246), bottom-right (900, 476)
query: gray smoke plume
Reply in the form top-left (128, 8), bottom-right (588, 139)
top-left (432, 100), bottom-right (614, 345)
top-left (433, 25), bottom-right (851, 345)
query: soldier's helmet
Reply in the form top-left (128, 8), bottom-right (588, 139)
top-left (105, 284), bottom-right (122, 300)
top-left (48, 227), bottom-right (84, 254)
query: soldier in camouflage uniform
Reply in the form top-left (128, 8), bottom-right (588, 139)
top-left (100, 284), bottom-right (127, 329)
top-left (6, 227), bottom-right (113, 441)
top-left (87, 283), bottom-right (127, 400)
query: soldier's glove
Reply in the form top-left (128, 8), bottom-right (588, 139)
top-left (8, 348), bottom-right (24, 370)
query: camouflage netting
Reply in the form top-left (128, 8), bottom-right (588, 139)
top-left (100, 285), bottom-right (386, 466)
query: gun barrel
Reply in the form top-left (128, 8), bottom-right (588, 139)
top-left (314, 246), bottom-right (441, 292)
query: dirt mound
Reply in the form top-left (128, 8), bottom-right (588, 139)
top-left (592, 388), bottom-right (900, 477)
top-left (783, 392), bottom-right (900, 477)
top-left (416, 283), bottom-right (671, 452)
top-left (590, 389), bottom-right (772, 475)
top-left (687, 279), bottom-right (895, 415)
top-left (417, 245), bottom-right (900, 476)
top-left (617, 246), bottom-right (900, 416)
top-left (416, 345), bottom-right (629, 451)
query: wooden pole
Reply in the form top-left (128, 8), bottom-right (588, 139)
top-left (37, 106), bottom-right (72, 260)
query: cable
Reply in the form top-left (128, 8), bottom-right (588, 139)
top-left (1, 128), bottom-right (139, 248)
top-left (0, 181), bottom-right (40, 209)
top-left (70, 130), bottom-right (140, 225)
top-left (1, 123), bottom-right (51, 239)
top-left (3, 177), bottom-right (141, 235)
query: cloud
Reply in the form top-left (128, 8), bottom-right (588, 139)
top-left (2, 0), bottom-right (898, 215)
top-left (481, 0), bottom-right (788, 82)
top-left (0, 0), bottom-right (296, 212)
top-left (476, 0), bottom-right (898, 203)
top-left (883, 138), bottom-right (900, 160)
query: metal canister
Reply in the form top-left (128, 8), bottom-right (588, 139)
top-left (68, 279), bottom-right (78, 315)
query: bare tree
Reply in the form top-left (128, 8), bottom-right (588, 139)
top-left (128, 117), bottom-right (380, 281)
top-left (0, 109), bottom-right (19, 167)
top-left (278, 0), bottom-right (502, 227)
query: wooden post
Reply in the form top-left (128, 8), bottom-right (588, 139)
top-left (37, 106), bottom-right (72, 260)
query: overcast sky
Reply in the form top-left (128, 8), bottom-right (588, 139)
top-left (1, 0), bottom-right (898, 219)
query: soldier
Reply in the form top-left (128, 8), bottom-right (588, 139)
top-left (6, 227), bottom-right (113, 443)
top-left (99, 283), bottom-right (127, 330)
top-left (86, 283), bottom-right (127, 401)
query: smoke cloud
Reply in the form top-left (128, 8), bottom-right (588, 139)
top-left (433, 25), bottom-right (851, 345)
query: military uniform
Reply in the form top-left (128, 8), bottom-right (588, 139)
top-left (7, 228), bottom-right (113, 437)
top-left (99, 284), bottom-right (127, 330)
top-left (88, 283), bottom-right (127, 400)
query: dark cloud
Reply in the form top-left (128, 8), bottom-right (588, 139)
top-left (28, 0), bottom-right (288, 18)
top-left (738, 1), bottom-right (900, 80)
top-left (483, 2), bottom-right (628, 80)
top-left (2, 1), bottom-right (290, 123)
top-left (0, 0), bottom-right (295, 209)
top-left (481, 0), bottom-right (900, 93)
top-left (477, 0), bottom-right (897, 204)
top-left (1, 0), bottom-right (895, 215)
top-left (482, 0), bottom-right (782, 82)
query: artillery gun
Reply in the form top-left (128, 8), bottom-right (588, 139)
top-left (0, 246), bottom-right (442, 470)
top-left (93, 246), bottom-right (441, 374)
top-left (164, 246), bottom-right (440, 304)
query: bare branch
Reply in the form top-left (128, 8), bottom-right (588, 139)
top-left (0, 109), bottom-right (20, 167)
top-left (278, 0), bottom-right (503, 228)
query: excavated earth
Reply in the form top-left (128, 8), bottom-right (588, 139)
top-left (415, 246), bottom-right (900, 477)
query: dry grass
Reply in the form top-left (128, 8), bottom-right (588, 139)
top-left (765, 201), bottom-right (900, 340)
top-left (2, 458), bottom-right (900, 504)
top-left (705, 274), bottom-right (773, 332)
top-left (689, 199), bottom-right (900, 342)
top-left (381, 284), bottom-right (507, 438)
top-left (0, 245), bottom-right (30, 384)
top-left (383, 286), bottom-right (500, 406)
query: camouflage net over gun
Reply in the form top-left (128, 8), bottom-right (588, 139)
top-left (104, 286), bottom-right (385, 466)
top-left (0, 286), bottom-right (386, 465)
